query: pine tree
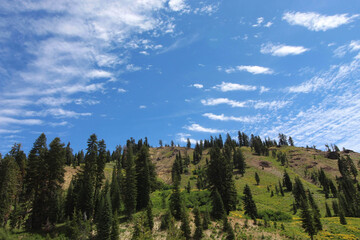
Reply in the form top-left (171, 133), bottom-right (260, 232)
top-left (203, 208), bottom-right (210, 230)
top-left (307, 191), bottom-right (322, 231)
top-left (255, 172), bottom-right (260, 185)
top-left (243, 185), bottom-right (257, 222)
top-left (283, 171), bottom-right (292, 191)
top-left (146, 202), bottom-right (154, 231)
top-left (25, 133), bottom-right (48, 230)
top-left (135, 145), bottom-right (151, 210)
top-left (207, 147), bottom-right (237, 214)
top-left (110, 167), bottom-right (121, 214)
top-left (193, 206), bottom-right (203, 240)
top-left (339, 207), bottom-right (347, 225)
top-left (169, 179), bottom-right (182, 220)
top-left (279, 181), bottom-right (284, 196)
top-left (233, 148), bottom-right (246, 176)
top-left (110, 211), bottom-right (119, 240)
top-left (180, 205), bottom-right (191, 240)
top-left (124, 146), bottom-right (137, 218)
top-left (325, 202), bottom-right (332, 217)
top-left (332, 200), bottom-right (339, 216)
top-left (95, 140), bottom-right (107, 201)
top-left (293, 177), bottom-right (307, 207)
top-left (0, 156), bottom-right (20, 227)
top-left (299, 196), bottom-right (316, 240)
top-left (211, 188), bottom-right (225, 220)
top-left (97, 192), bottom-right (112, 240)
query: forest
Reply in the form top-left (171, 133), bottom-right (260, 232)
top-left (0, 132), bottom-right (360, 240)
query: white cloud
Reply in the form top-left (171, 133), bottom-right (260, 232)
top-left (139, 105), bottom-right (147, 109)
top-left (213, 82), bottom-right (257, 92)
top-left (126, 64), bottom-right (142, 72)
top-left (139, 51), bottom-right (149, 55)
top-left (0, 129), bottom-right (21, 134)
top-left (86, 70), bottom-right (112, 79)
top-left (203, 113), bottom-right (265, 123)
top-left (261, 43), bottom-right (309, 57)
top-left (253, 100), bottom-right (291, 110)
top-left (283, 12), bottom-right (359, 31)
top-left (193, 3), bottom-right (219, 15)
top-left (117, 88), bottom-right (127, 93)
top-left (264, 22), bottom-right (273, 27)
top-left (0, 116), bottom-right (43, 126)
top-left (222, 65), bottom-right (274, 75)
top-left (177, 133), bottom-right (197, 144)
top-left (191, 83), bottom-right (204, 89)
top-left (168, 0), bottom-right (189, 12)
top-left (288, 59), bottom-right (360, 93)
top-left (260, 86), bottom-right (270, 93)
top-left (184, 123), bottom-right (223, 133)
top-left (201, 98), bottom-right (247, 108)
top-left (334, 40), bottom-right (360, 58)
top-left (252, 17), bottom-right (264, 27)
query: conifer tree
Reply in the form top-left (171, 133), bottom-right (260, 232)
top-left (293, 177), bottom-right (307, 207)
top-left (110, 167), bottom-right (121, 214)
top-left (243, 184), bottom-right (257, 222)
top-left (207, 147), bottom-right (237, 214)
top-left (193, 206), bottom-right (203, 240)
top-left (325, 202), bottom-right (332, 217)
top-left (283, 171), bottom-right (292, 191)
top-left (211, 188), bottom-right (225, 220)
top-left (299, 196), bottom-right (316, 240)
top-left (146, 202), bottom-right (154, 231)
top-left (95, 140), bottom-right (107, 200)
top-left (307, 191), bottom-right (322, 231)
top-left (203, 208), bottom-right (210, 230)
top-left (169, 179), bottom-right (182, 220)
top-left (180, 205), bottom-right (191, 240)
top-left (223, 216), bottom-right (235, 240)
top-left (135, 145), bottom-right (151, 210)
top-left (255, 172), bottom-right (260, 185)
top-left (233, 148), bottom-right (246, 176)
top-left (65, 180), bottom-right (75, 218)
top-left (124, 147), bottom-right (137, 218)
top-left (110, 211), bottom-right (119, 240)
top-left (0, 156), bottom-right (20, 227)
top-left (279, 181), bottom-right (284, 196)
top-left (97, 192), bottom-right (112, 240)
top-left (332, 200), bottom-right (339, 216)
top-left (339, 207), bottom-right (347, 225)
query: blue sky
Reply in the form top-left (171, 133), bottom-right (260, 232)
top-left (1, 0), bottom-right (360, 154)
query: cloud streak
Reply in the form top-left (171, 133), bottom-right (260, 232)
top-left (261, 43), bottom-right (309, 56)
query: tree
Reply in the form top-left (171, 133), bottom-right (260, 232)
top-left (223, 216), bottom-right (235, 240)
top-left (187, 138), bottom-right (191, 148)
top-left (124, 147), bottom-right (137, 218)
top-left (288, 136), bottom-right (294, 146)
top-left (135, 145), bottom-right (151, 210)
top-left (193, 206), bottom-right (203, 240)
top-left (299, 196), bottom-right (317, 240)
top-left (339, 207), bottom-right (347, 225)
top-left (325, 202), bottom-right (332, 217)
top-left (146, 202), bottom-right (154, 231)
top-left (233, 148), bottom-right (245, 176)
top-left (110, 167), bottom-right (121, 214)
top-left (110, 211), bottom-right (119, 240)
top-left (282, 171), bottom-right (292, 192)
top-left (307, 191), bottom-right (322, 231)
top-left (180, 206), bottom-right (191, 240)
top-left (97, 192), bottom-right (112, 240)
top-left (0, 156), bottom-right (20, 227)
top-left (207, 147), bottom-right (237, 214)
top-left (169, 180), bottom-right (182, 220)
top-left (211, 188), bottom-right (225, 220)
top-left (255, 172), bottom-right (260, 185)
top-left (159, 140), bottom-right (163, 147)
top-left (243, 185), bottom-right (257, 222)
top-left (95, 140), bottom-right (107, 201)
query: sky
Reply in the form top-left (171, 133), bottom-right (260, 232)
top-left (1, 0), bottom-right (360, 154)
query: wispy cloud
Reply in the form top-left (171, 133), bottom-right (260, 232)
top-left (177, 133), bottom-right (197, 144)
top-left (139, 105), bottom-right (147, 109)
top-left (191, 83), bottom-right (204, 89)
top-left (213, 82), bottom-right (257, 92)
top-left (220, 65), bottom-right (274, 75)
top-left (0, 117), bottom-right (43, 126)
top-left (283, 12), bottom-right (359, 31)
top-left (334, 40), bottom-right (360, 58)
top-left (169, 0), bottom-right (189, 13)
top-left (184, 123), bottom-right (223, 133)
top-left (201, 98), bottom-right (247, 108)
top-left (203, 113), bottom-right (266, 123)
top-left (261, 43), bottom-right (309, 56)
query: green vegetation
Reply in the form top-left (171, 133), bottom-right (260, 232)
top-left (0, 132), bottom-right (360, 239)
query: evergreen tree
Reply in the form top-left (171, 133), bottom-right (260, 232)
top-left (180, 205), bottom-right (191, 240)
top-left (279, 181), bottom-right (284, 196)
top-left (65, 142), bottom-right (74, 166)
top-left (211, 188), bottom-right (225, 220)
top-left (169, 179), bottom-right (182, 220)
top-left (65, 180), bottom-right (75, 218)
top-left (255, 172), bottom-right (260, 185)
top-left (110, 167), bottom-right (121, 214)
top-left (223, 216), bottom-right (235, 240)
top-left (339, 207), bottom-right (347, 225)
top-left (110, 211), bottom-right (119, 240)
top-left (293, 177), bottom-right (307, 207)
top-left (243, 185), bottom-right (257, 222)
top-left (203, 208), bottom-right (210, 230)
top-left (97, 192), bottom-right (112, 240)
top-left (95, 140), bottom-right (107, 201)
top-left (135, 145), bottom-right (151, 210)
top-left (207, 147), bottom-right (237, 214)
top-left (307, 191), bottom-right (322, 231)
top-left (0, 156), bottom-right (20, 227)
top-left (299, 196), bottom-right (317, 240)
top-left (233, 148), bottom-right (246, 176)
top-left (325, 202), bottom-right (332, 217)
top-left (124, 147), bottom-right (137, 218)
top-left (146, 202), bottom-right (154, 231)
top-left (186, 138), bottom-right (191, 148)
top-left (332, 200), bottom-right (339, 216)
top-left (193, 206), bottom-right (203, 240)
top-left (283, 171), bottom-right (292, 191)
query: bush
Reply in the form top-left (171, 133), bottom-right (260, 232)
top-left (257, 210), bottom-right (291, 222)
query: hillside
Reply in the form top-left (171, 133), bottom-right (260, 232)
top-left (120, 145), bottom-right (360, 239)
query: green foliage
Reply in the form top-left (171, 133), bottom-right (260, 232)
top-left (211, 188), bottom-right (225, 220)
top-left (146, 202), bottom-right (154, 231)
top-left (110, 211), bottom-right (119, 240)
top-left (135, 145), bottom-right (151, 210)
top-left (180, 206), bottom-right (191, 240)
top-left (233, 148), bottom-right (245, 176)
top-left (169, 180), bottom-right (182, 220)
top-left (257, 210), bottom-right (292, 221)
top-left (124, 146), bottom-right (137, 218)
top-left (282, 171), bottom-right (292, 192)
top-left (243, 184), bottom-right (257, 221)
top-left (97, 192), bottom-right (112, 240)
top-left (255, 172), bottom-right (260, 185)
top-left (193, 206), bottom-right (203, 240)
